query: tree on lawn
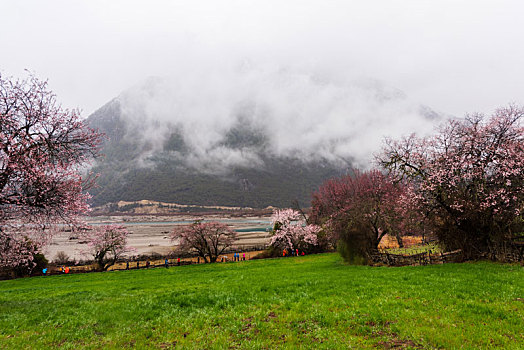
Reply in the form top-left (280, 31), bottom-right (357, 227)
top-left (269, 208), bottom-right (320, 253)
top-left (0, 227), bottom-right (40, 273)
top-left (310, 170), bottom-right (410, 263)
top-left (379, 105), bottom-right (524, 259)
top-left (83, 225), bottom-right (133, 271)
top-left (171, 220), bottom-right (237, 263)
top-left (0, 73), bottom-right (102, 272)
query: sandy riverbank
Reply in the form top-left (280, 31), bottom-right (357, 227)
top-left (44, 215), bottom-right (272, 262)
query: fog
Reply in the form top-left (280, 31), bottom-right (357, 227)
top-left (2, 1), bottom-right (524, 169)
top-left (116, 65), bottom-right (438, 170)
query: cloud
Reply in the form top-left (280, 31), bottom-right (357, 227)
top-left (114, 63), bottom-right (440, 172)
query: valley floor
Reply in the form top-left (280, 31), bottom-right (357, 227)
top-left (0, 253), bottom-right (522, 349)
top-left (45, 215), bottom-right (272, 261)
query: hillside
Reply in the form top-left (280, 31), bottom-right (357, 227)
top-left (87, 99), bottom-right (344, 208)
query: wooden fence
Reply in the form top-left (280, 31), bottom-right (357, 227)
top-left (370, 249), bottom-right (464, 267)
top-left (371, 240), bottom-right (524, 267)
top-left (485, 241), bottom-right (524, 262)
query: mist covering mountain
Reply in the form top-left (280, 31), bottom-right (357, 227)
top-left (87, 68), bottom-right (440, 209)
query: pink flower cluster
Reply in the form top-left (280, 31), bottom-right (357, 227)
top-left (269, 209), bottom-right (320, 252)
top-left (82, 224), bottom-right (134, 270)
top-left (379, 105), bottom-right (523, 255)
top-left (381, 105), bottom-right (523, 226)
top-left (310, 170), bottom-right (415, 249)
top-left (0, 73), bottom-right (102, 270)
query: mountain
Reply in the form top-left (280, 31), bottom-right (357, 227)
top-left (87, 98), bottom-right (344, 209)
top-left (86, 71), bottom-right (440, 210)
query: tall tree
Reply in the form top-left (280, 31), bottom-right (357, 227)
top-left (83, 225), bottom-right (133, 271)
top-left (171, 220), bottom-right (237, 263)
top-left (0, 73), bottom-right (102, 271)
top-left (269, 208), bottom-right (320, 253)
top-left (379, 105), bottom-right (524, 259)
top-left (310, 170), bottom-right (408, 263)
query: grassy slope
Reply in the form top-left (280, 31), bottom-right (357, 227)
top-left (0, 254), bottom-right (522, 349)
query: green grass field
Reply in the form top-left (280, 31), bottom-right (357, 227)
top-left (0, 254), bottom-right (522, 349)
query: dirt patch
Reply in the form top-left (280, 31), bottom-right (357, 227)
top-left (158, 341), bottom-right (176, 349)
top-left (263, 312), bottom-right (278, 322)
top-left (364, 320), bottom-right (420, 349)
top-left (376, 339), bottom-right (419, 349)
top-left (241, 316), bottom-right (255, 332)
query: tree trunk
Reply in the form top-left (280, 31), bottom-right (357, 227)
top-left (395, 233), bottom-right (404, 248)
top-left (94, 261), bottom-right (104, 272)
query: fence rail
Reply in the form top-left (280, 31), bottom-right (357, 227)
top-left (370, 249), bottom-right (464, 267)
top-left (0, 245), bottom-right (271, 279)
top-left (372, 240), bottom-right (524, 267)
top-left (485, 241), bottom-right (524, 262)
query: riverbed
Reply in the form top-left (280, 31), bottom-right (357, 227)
top-left (44, 215), bottom-right (272, 262)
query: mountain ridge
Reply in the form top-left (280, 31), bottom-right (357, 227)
top-left (86, 72), bottom-right (440, 209)
top-left (87, 98), bottom-right (346, 209)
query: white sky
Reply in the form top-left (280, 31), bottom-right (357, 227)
top-left (1, 0), bottom-right (523, 117)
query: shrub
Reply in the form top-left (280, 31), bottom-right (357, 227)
top-left (53, 251), bottom-right (70, 265)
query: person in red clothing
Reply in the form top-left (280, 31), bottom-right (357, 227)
top-left (177, 257), bottom-right (181, 266)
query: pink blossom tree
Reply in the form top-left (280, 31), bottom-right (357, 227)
top-left (170, 220), bottom-right (237, 263)
top-left (310, 170), bottom-right (410, 263)
top-left (269, 209), bottom-right (320, 253)
top-left (83, 224), bottom-right (133, 271)
top-left (0, 228), bottom-right (40, 272)
top-left (379, 105), bottom-right (524, 259)
top-left (0, 73), bottom-right (102, 272)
